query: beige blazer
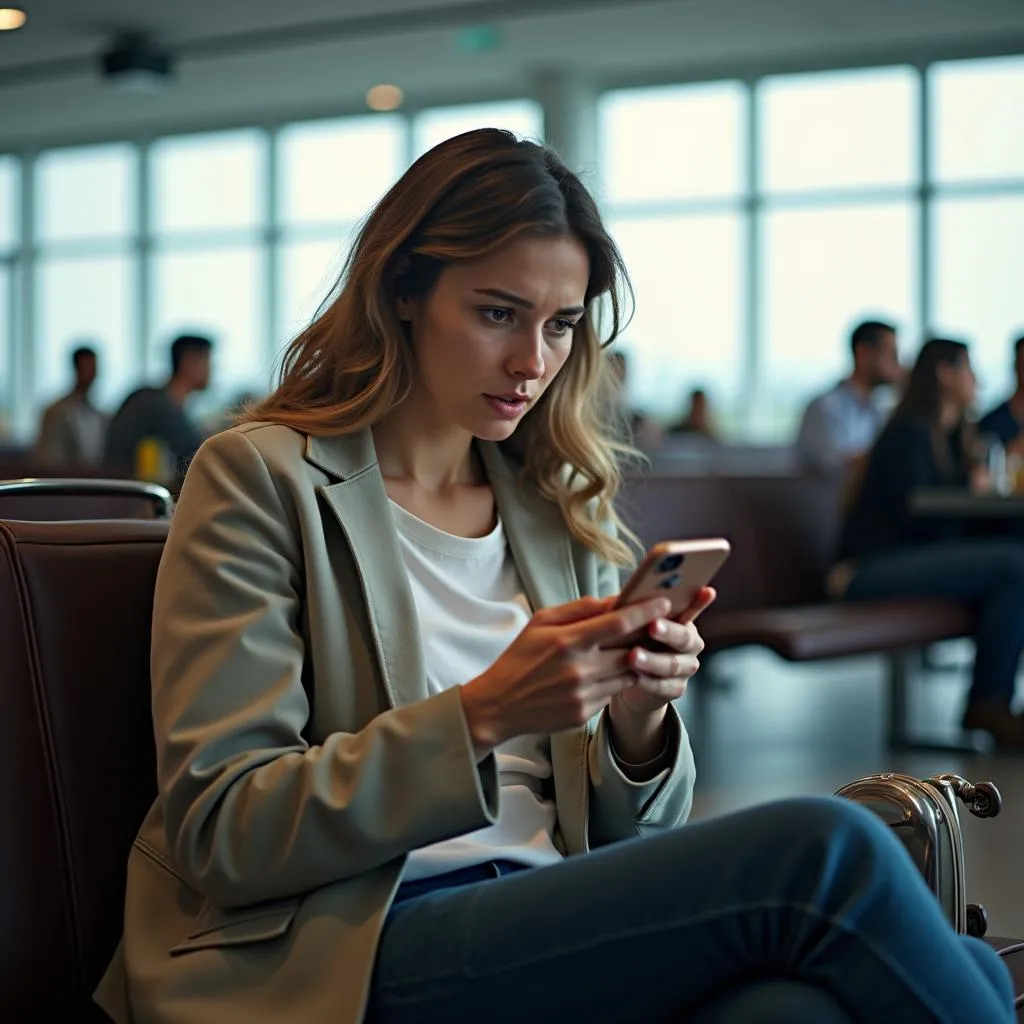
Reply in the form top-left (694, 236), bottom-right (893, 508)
top-left (95, 423), bottom-right (696, 1024)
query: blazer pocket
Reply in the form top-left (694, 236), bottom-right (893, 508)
top-left (170, 896), bottom-right (299, 956)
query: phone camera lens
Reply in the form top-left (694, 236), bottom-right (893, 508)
top-left (658, 573), bottom-right (681, 589)
top-left (657, 554), bottom-right (684, 572)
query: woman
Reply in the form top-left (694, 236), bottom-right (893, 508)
top-left (96, 132), bottom-right (1013, 1023)
top-left (839, 337), bottom-right (1024, 747)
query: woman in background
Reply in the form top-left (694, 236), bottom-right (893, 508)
top-left (839, 337), bottom-right (1024, 746)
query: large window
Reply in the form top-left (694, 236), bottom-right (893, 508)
top-left (34, 255), bottom-right (136, 411)
top-left (0, 155), bottom-right (17, 251)
top-left (149, 131), bottom-right (269, 410)
top-left (931, 196), bottom-right (1024, 408)
top-left (4, 63), bottom-right (1024, 444)
top-left (612, 213), bottom-right (744, 425)
top-left (754, 67), bottom-right (919, 439)
top-left (412, 100), bottom-right (542, 158)
top-left (276, 115), bottom-right (405, 350)
top-left (36, 144), bottom-right (136, 243)
top-left (929, 56), bottom-right (1024, 414)
top-left (757, 203), bottom-right (918, 436)
top-left (0, 156), bottom-right (16, 431)
top-left (600, 82), bottom-right (746, 429)
top-left (279, 116), bottom-right (403, 228)
top-left (0, 265), bottom-right (10, 434)
top-left (278, 239), bottom-right (347, 347)
top-left (758, 67), bottom-right (918, 193)
top-left (32, 144), bottom-right (137, 427)
top-left (150, 246), bottom-right (264, 408)
top-left (931, 56), bottom-right (1024, 184)
top-left (601, 67), bottom-right (929, 439)
top-left (151, 131), bottom-right (265, 235)
top-left (601, 82), bottom-right (745, 204)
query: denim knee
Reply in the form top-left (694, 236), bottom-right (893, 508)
top-left (763, 795), bottom-right (915, 890)
top-left (760, 794), bottom-right (899, 854)
top-left (961, 936), bottom-right (1016, 1007)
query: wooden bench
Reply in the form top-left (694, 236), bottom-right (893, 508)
top-left (618, 472), bottom-right (976, 750)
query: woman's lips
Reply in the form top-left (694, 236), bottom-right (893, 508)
top-left (484, 394), bottom-right (530, 419)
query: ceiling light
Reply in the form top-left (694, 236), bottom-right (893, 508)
top-left (0, 8), bottom-right (27, 31)
top-left (366, 84), bottom-right (403, 112)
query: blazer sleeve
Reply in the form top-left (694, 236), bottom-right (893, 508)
top-left (153, 430), bottom-right (498, 909)
top-left (584, 529), bottom-right (697, 847)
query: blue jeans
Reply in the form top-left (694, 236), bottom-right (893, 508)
top-left (367, 797), bottom-right (1014, 1023)
top-left (845, 539), bottom-right (1024, 705)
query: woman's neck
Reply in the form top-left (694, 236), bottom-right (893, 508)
top-left (372, 402), bottom-right (480, 493)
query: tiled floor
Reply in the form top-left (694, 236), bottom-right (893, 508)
top-left (680, 641), bottom-right (1024, 938)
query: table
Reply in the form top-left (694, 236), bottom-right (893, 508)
top-left (910, 488), bottom-right (1024, 518)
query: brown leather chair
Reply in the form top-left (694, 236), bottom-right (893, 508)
top-left (0, 517), bottom-right (167, 1020)
top-left (0, 479), bottom-right (173, 521)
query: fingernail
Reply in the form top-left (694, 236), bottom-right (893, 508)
top-left (652, 620), bottom-right (668, 637)
top-left (634, 649), bottom-right (648, 666)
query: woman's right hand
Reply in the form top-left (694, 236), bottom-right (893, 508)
top-left (458, 594), bottom-right (672, 759)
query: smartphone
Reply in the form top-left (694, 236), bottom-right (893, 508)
top-left (615, 538), bottom-right (730, 647)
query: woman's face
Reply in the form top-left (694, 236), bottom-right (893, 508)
top-left (938, 355), bottom-right (978, 411)
top-left (398, 233), bottom-right (590, 442)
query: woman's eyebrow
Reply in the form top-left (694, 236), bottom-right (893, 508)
top-left (474, 288), bottom-right (585, 317)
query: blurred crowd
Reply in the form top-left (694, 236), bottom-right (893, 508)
top-left (30, 333), bottom-right (248, 489)
top-left (616, 318), bottom-right (1024, 491)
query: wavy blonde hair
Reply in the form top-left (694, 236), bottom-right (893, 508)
top-left (246, 128), bottom-right (638, 566)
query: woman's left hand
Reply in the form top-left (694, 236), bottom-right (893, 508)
top-left (612, 587), bottom-right (715, 717)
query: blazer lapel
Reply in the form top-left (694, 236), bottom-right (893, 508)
top-left (306, 434), bottom-right (580, 710)
top-left (479, 442), bottom-right (580, 611)
top-left (308, 431), bottom-right (427, 709)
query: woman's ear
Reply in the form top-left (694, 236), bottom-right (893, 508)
top-left (396, 296), bottom-right (415, 323)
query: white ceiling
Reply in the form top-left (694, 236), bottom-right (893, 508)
top-left (1, 0), bottom-right (1022, 147)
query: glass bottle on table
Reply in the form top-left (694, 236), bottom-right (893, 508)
top-left (972, 433), bottom-right (1010, 495)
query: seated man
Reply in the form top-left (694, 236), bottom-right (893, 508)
top-left (668, 387), bottom-right (718, 441)
top-left (796, 320), bottom-right (902, 476)
top-left (35, 345), bottom-right (108, 466)
top-left (978, 334), bottom-right (1024, 451)
top-left (105, 334), bottom-right (213, 487)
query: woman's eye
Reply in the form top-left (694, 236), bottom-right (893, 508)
top-left (482, 308), bottom-right (513, 324)
top-left (548, 318), bottom-right (576, 336)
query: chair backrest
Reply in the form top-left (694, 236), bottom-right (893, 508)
top-left (0, 518), bottom-right (167, 1018)
top-left (0, 453), bottom-right (131, 482)
top-left (0, 479), bottom-right (172, 521)
top-left (617, 474), bottom-right (765, 613)
top-left (738, 474), bottom-right (844, 607)
top-left (646, 442), bottom-right (799, 477)
top-left (617, 471), bottom-right (845, 613)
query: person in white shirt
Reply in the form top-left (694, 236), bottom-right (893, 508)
top-left (99, 130), bottom-right (1014, 1024)
top-left (796, 320), bottom-right (903, 475)
top-left (35, 344), bottom-right (108, 466)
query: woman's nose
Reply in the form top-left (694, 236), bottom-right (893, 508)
top-left (507, 332), bottom-right (545, 380)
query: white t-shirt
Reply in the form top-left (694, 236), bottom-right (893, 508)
top-left (388, 498), bottom-right (564, 882)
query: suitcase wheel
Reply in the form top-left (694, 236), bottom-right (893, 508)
top-left (967, 903), bottom-right (990, 938)
top-left (969, 782), bottom-right (1002, 819)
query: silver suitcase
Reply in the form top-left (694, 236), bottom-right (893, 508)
top-left (835, 772), bottom-right (1002, 937)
